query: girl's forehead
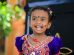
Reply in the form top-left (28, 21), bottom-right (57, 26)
top-left (31, 9), bottom-right (47, 13)
top-left (31, 10), bottom-right (49, 16)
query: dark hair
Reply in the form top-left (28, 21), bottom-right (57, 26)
top-left (29, 6), bottom-right (53, 22)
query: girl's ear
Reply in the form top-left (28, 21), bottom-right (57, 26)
top-left (47, 22), bottom-right (51, 29)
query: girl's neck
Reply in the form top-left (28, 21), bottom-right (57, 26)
top-left (32, 32), bottom-right (46, 38)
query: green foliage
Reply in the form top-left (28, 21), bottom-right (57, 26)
top-left (0, 2), bottom-right (23, 38)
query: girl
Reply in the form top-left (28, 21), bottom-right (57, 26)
top-left (15, 6), bottom-right (62, 55)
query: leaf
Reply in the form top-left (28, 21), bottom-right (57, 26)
top-left (0, 1), bottom-right (24, 38)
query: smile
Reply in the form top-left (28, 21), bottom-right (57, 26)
top-left (35, 25), bottom-right (43, 31)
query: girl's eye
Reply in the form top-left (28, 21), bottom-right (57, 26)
top-left (32, 16), bottom-right (37, 21)
top-left (32, 18), bottom-right (36, 20)
top-left (41, 17), bottom-right (46, 21)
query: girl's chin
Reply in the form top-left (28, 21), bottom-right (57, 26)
top-left (33, 30), bottom-right (44, 34)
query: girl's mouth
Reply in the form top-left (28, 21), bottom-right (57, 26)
top-left (35, 25), bottom-right (43, 31)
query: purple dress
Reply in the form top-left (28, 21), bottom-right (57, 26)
top-left (15, 35), bottom-right (62, 55)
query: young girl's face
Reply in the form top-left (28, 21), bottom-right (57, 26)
top-left (30, 10), bottom-right (51, 34)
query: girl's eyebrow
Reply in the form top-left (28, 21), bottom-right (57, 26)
top-left (40, 16), bottom-right (46, 18)
top-left (32, 16), bottom-right (46, 18)
top-left (32, 16), bottom-right (38, 18)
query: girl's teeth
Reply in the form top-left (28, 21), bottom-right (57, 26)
top-left (37, 26), bottom-right (40, 28)
top-left (36, 26), bottom-right (41, 30)
top-left (37, 27), bottom-right (41, 30)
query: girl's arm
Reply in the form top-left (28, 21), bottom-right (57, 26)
top-left (19, 52), bottom-right (23, 55)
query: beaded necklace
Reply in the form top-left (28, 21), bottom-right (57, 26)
top-left (27, 34), bottom-right (50, 50)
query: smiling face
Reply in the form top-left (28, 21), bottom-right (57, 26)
top-left (30, 10), bottom-right (51, 34)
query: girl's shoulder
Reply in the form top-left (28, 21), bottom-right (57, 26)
top-left (15, 35), bottom-right (25, 52)
top-left (48, 35), bottom-right (62, 44)
top-left (48, 35), bottom-right (63, 48)
top-left (48, 36), bottom-right (63, 54)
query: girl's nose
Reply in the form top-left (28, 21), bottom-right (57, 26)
top-left (36, 19), bottom-right (41, 24)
